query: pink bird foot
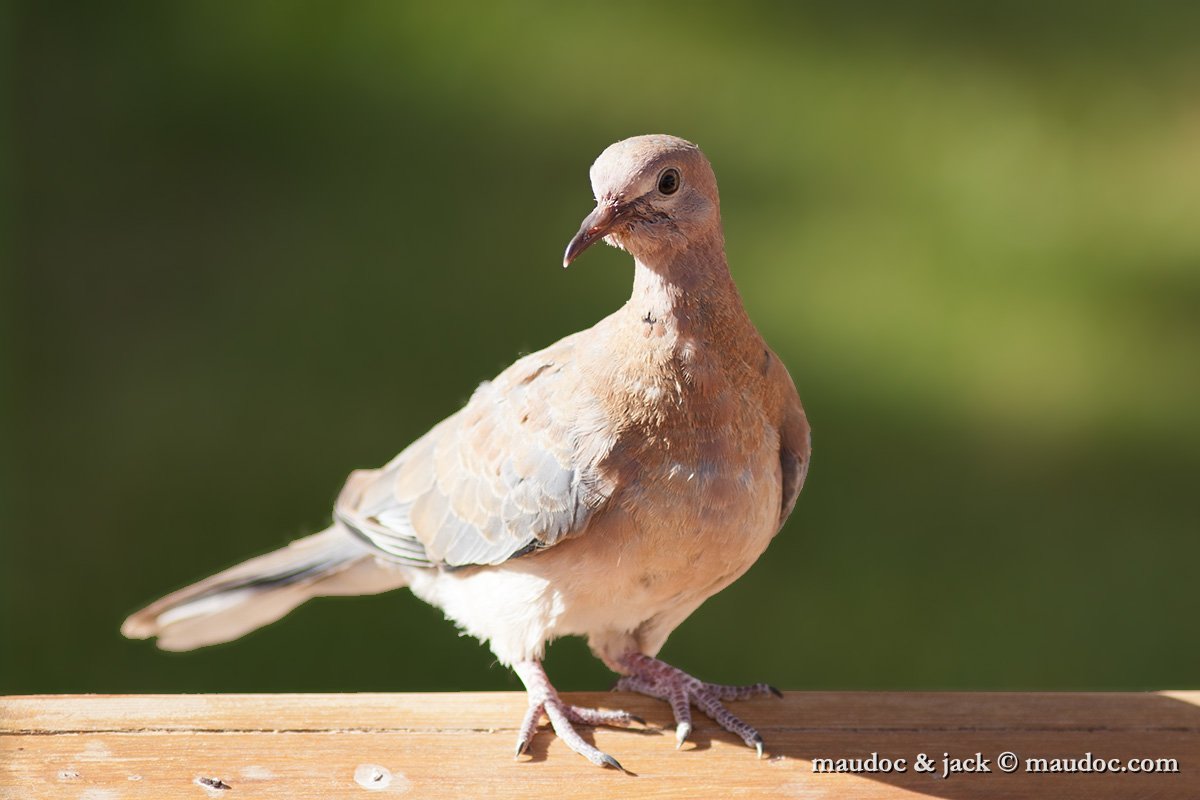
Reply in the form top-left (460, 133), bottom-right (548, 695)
top-left (617, 652), bottom-right (780, 756)
top-left (512, 660), bottom-right (643, 769)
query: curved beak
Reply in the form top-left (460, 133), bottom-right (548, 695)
top-left (563, 202), bottom-right (626, 268)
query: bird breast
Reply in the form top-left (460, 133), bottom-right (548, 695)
top-left (593, 327), bottom-right (784, 547)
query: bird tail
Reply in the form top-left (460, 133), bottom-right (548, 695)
top-left (121, 525), bottom-right (407, 651)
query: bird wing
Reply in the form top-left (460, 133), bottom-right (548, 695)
top-left (777, 378), bottom-right (811, 528)
top-left (334, 337), bottom-right (616, 568)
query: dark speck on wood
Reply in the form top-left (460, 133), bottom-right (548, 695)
top-left (197, 776), bottom-right (232, 791)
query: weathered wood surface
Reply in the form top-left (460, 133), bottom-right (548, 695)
top-left (2, 691), bottom-right (1196, 798)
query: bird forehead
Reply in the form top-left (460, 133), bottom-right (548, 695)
top-left (589, 134), bottom-right (704, 199)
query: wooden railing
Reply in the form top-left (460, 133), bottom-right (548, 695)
top-left (2, 691), bottom-right (1196, 797)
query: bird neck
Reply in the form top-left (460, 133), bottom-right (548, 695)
top-left (628, 235), bottom-right (750, 341)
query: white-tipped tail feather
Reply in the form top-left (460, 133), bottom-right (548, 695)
top-left (121, 526), bottom-right (408, 651)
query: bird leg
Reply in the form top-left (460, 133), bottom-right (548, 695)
top-left (512, 660), bottom-right (641, 769)
top-left (617, 652), bottom-right (780, 756)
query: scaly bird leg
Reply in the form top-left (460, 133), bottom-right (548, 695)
top-left (512, 660), bottom-right (642, 769)
top-left (617, 652), bottom-right (780, 757)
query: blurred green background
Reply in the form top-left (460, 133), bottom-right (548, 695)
top-left (3, 1), bottom-right (1198, 696)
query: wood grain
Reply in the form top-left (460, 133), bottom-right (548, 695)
top-left (2, 692), bottom-right (1197, 798)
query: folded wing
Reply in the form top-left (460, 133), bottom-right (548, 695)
top-left (336, 338), bottom-right (615, 568)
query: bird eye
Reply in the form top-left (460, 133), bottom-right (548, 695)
top-left (657, 168), bottom-right (681, 195)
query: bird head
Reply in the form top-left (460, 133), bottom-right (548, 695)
top-left (563, 135), bottom-right (722, 267)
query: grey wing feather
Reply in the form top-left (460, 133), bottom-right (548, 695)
top-left (335, 340), bottom-right (615, 568)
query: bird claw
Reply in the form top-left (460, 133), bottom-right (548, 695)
top-left (600, 753), bottom-right (626, 772)
top-left (619, 653), bottom-right (774, 757)
top-left (514, 697), bottom-right (633, 768)
top-left (750, 731), bottom-right (767, 758)
top-left (566, 704), bottom-right (645, 729)
top-left (513, 660), bottom-right (639, 769)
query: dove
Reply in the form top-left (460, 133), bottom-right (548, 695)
top-left (122, 134), bottom-right (811, 769)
